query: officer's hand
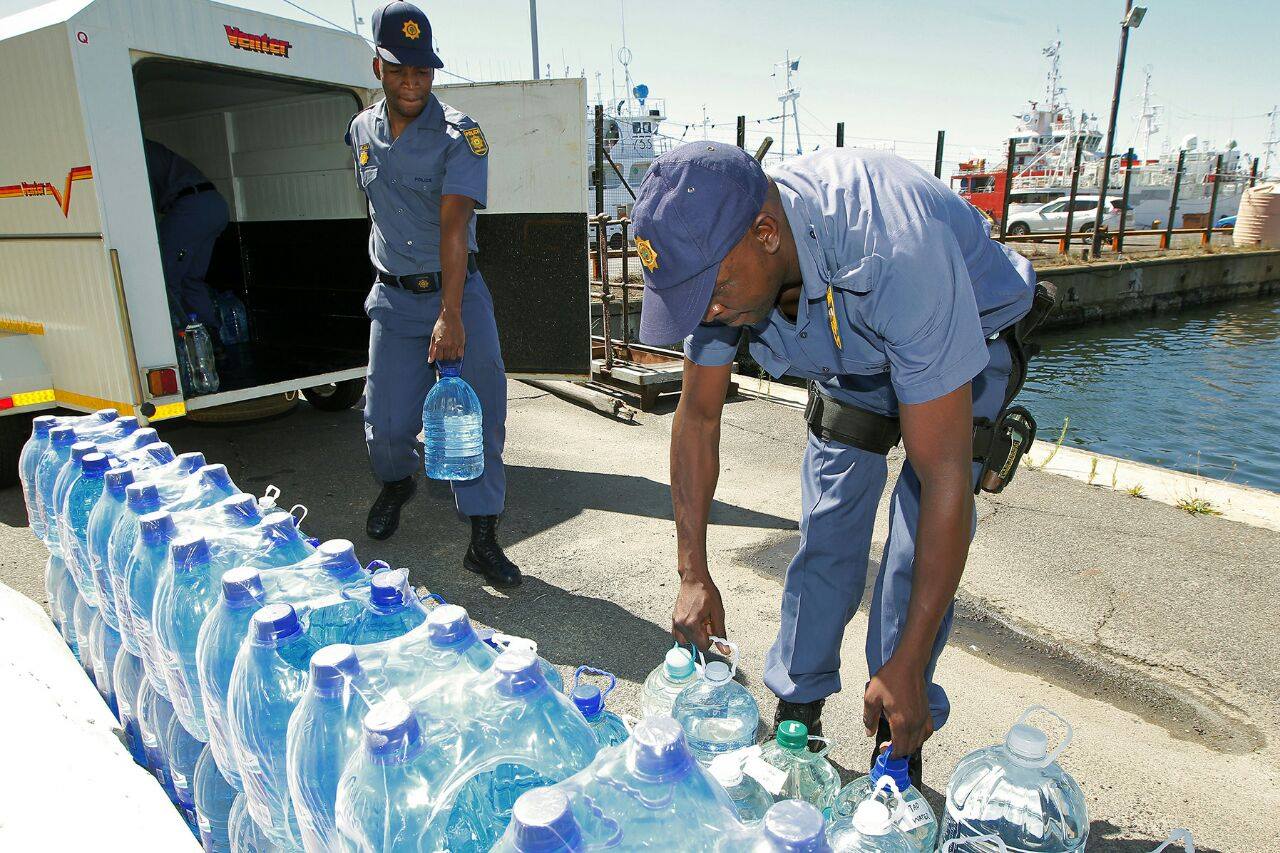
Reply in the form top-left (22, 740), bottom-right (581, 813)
top-left (429, 310), bottom-right (466, 364)
top-left (862, 655), bottom-right (934, 759)
top-left (672, 577), bottom-right (726, 652)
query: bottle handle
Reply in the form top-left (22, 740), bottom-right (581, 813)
top-left (572, 665), bottom-right (617, 702)
top-left (1149, 829), bottom-right (1194, 853)
top-left (806, 735), bottom-right (832, 760)
top-left (492, 632), bottom-right (537, 654)
top-left (258, 484), bottom-right (281, 510)
top-left (424, 592), bottom-right (447, 607)
top-left (871, 774), bottom-right (905, 822)
top-left (1013, 705), bottom-right (1074, 769)
top-left (671, 641), bottom-right (706, 673)
top-left (940, 835), bottom-right (1009, 852)
top-left (366, 559), bottom-right (391, 574)
top-left (289, 503), bottom-right (308, 528)
top-left (708, 636), bottom-right (738, 679)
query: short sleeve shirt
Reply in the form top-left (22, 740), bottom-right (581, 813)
top-left (346, 95), bottom-right (488, 276)
top-left (685, 149), bottom-right (1035, 415)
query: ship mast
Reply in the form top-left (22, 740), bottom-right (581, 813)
top-left (1133, 66), bottom-right (1163, 159)
top-left (774, 51), bottom-right (802, 159)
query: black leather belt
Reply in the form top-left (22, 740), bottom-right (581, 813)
top-left (164, 182), bottom-right (216, 212)
top-left (377, 254), bottom-right (479, 293)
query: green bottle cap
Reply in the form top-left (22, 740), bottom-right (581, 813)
top-left (776, 719), bottom-right (808, 751)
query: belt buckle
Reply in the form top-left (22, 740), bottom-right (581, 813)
top-left (408, 276), bottom-right (434, 294)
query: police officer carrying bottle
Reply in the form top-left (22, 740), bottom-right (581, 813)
top-left (631, 142), bottom-right (1053, 788)
top-left (347, 2), bottom-right (520, 587)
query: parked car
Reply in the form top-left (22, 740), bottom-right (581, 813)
top-left (1006, 196), bottom-right (1128, 240)
top-left (1216, 214), bottom-right (1237, 228)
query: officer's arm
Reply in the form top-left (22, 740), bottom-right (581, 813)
top-left (670, 358), bottom-right (732, 649)
top-left (429, 194), bottom-right (474, 362)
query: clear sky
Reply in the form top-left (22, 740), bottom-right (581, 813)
top-left (3, 0), bottom-right (1276, 177)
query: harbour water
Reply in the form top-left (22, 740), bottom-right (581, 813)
top-left (1020, 297), bottom-right (1280, 494)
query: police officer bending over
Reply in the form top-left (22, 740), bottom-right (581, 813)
top-left (632, 143), bottom-right (1052, 787)
top-left (347, 2), bottom-right (519, 587)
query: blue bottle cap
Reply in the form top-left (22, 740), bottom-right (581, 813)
top-left (187, 313), bottom-right (198, 323)
top-left (219, 493), bottom-right (260, 526)
top-left (127, 483), bottom-right (161, 515)
top-left (571, 684), bottom-right (603, 719)
top-left (146, 444), bottom-right (176, 465)
top-left (130, 427), bottom-right (160, 447)
top-left (251, 603), bottom-right (302, 645)
top-left (50, 425), bottom-right (77, 446)
top-left (70, 440), bottom-right (96, 461)
top-left (316, 539), bottom-right (359, 576)
top-left (370, 569), bottom-right (409, 609)
top-left (33, 415), bottom-right (57, 438)
top-left (81, 452), bottom-right (110, 476)
top-left (310, 643), bottom-right (361, 695)
top-left (220, 567), bottom-right (265, 607)
top-left (511, 788), bottom-right (583, 852)
top-left (113, 416), bottom-right (140, 435)
top-left (138, 510), bottom-right (176, 546)
top-left (171, 535), bottom-right (211, 573)
top-left (92, 408), bottom-right (119, 421)
top-left (198, 464), bottom-right (233, 493)
top-left (870, 748), bottom-right (913, 794)
top-left (630, 716), bottom-right (693, 781)
top-left (437, 360), bottom-right (462, 378)
top-left (364, 701), bottom-right (422, 764)
top-left (495, 648), bottom-right (546, 697)
top-left (260, 511), bottom-right (299, 540)
top-left (427, 604), bottom-right (477, 649)
top-left (763, 800), bottom-right (829, 851)
top-left (176, 452), bottom-right (206, 474)
top-left (105, 466), bottom-right (136, 499)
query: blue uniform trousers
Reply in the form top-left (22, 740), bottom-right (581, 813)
top-left (763, 337), bottom-right (1013, 730)
top-left (157, 191), bottom-right (228, 331)
top-left (363, 270), bottom-right (507, 517)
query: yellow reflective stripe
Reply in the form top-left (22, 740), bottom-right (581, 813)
top-left (148, 401), bottom-right (187, 422)
top-left (0, 319), bottom-right (45, 335)
top-left (825, 286), bottom-right (842, 350)
top-left (11, 389), bottom-right (56, 407)
top-left (53, 389), bottom-right (134, 415)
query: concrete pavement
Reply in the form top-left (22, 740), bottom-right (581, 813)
top-left (1, 384), bottom-right (1276, 851)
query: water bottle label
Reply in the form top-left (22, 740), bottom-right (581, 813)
top-left (742, 751), bottom-right (788, 796)
top-left (897, 797), bottom-right (934, 831)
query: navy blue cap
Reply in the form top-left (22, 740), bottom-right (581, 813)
top-left (105, 466), bottom-right (136, 499)
top-left (49, 425), bottom-right (77, 446)
top-left (427, 604), bottom-right (477, 649)
top-left (511, 788), bottom-right (584, 852)
top-left (630, 716), bottom-right (693, 781)
top-left (315, 540), bottom-right (361, 580)
top-left (763, 800), bottom-right (829, 852)
top-left (171, 535), bottom-right (211, 573)
top-left (372, 2), bottom-right (443, 69)
top-left (370, 568), bottom-right (409, 609)
top-left (364, 701), bottom-right (423, 764)
top-left (631, 142), bottom-right (769, 345)
top-left (127, 483), bottom-right (161, 515)
top-left (113, 416), bottom-right (140, 435)
top-left (220, 493), bottom-right (261, 527)
top-left (70, 440), bottom-right (95, 461)
top-left (870, 748), bottom-right (912, 793)
top-left (495, 648), bottom-right (546, 698)
top-left (81, 452), bottom-right (110, 476)
top-left (138, 509), bottom-right (176, 546)
top-left (252, 602), bottom-right (302, 645)
top-left (571, 683), bottom-right (602, 719)
top-left (32, 415), bottom-right (57, 438)
top-left (124, 427), bottom-right (159, 450)
top-left (310, 643), bottom-right (361, 695)
top-left (260, 511), bottom-right (300, 542)
top-left (220, 567), bottom-right (265, 607)
top-left (176, 452), bottom-right (206, 474)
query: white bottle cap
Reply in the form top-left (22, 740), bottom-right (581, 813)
top-left (1006, 722), bottom-right (1049, 765)
top-left (852, 800), bottom-right (893, 835)
top-left (709, 753), bottom-right (743, 787)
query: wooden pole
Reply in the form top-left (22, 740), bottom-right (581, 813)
top-left (736, 116), bottom-right (745, 149)
top-left (998, 137), bottom-right (1016, 242)
top-left (1113, 148), bottom-right (1135, 253)
top-left (835, 122), bottom-right (845, 148)
top-left (1203, 153), bottom-right (1224, 245)
top-left (1060, 135), bottom-right (1086, 254)
top-left (593, 104), bottom-right (605, 216)
top-left (1161, 149), bottom-right (1185, 249)
top-left (934, 130), bottom-right (946, 179)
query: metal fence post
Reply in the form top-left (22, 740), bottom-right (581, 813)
top-left (754, 137), bottom-right (773, 162)
top-left (736, 116), bottom-right (745, 149)
top-left (595, 213), bottom-right (613, 370)
top-left (835, 122), bottom-right (845, 148)
top-left (998, 138), bottom-right (1016, 242)
top-left (934, 130), bottom-right (945, 179)
top-left (1060, 136), bottom-right (1086, 254)
top-left (594, 104), bottom-right (605, 216)
top-left (1249, 156), bottom-right (1259, 188)
top-left (1203, 153), bottom-right (1223, 245)
top-left (620, 217), bottom-right (630, 347)
top-left (1114, 147), bottom-right (1134, 253)
top-left (1161, 149), bottom-right (1185, 249)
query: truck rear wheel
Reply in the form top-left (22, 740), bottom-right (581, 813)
top-left (302, 378), bottom-right (365, 412)
top-left (0, 413), bottom-right (33, 489)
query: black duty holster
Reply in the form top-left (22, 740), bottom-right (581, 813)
top-left (803, 281), bottom-right (1058, 495)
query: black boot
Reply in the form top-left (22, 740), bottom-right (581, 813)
top-left (464, 515), bottom-right (522, 588)
top-left (872, 717), bottom-right (923, 791)
top-left (365, 477), bottom-right (415, 540)
top-left (773, 698), bottom-right (825, 751)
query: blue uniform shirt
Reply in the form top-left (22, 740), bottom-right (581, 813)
top-left (346, 95), bottom-right (488, 276)
top-left (685, 149), bottom-right (1035, 415)
top-left (143, 140), bottom-right (211, 212)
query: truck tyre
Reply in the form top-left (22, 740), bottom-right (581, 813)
top-left (0, 413), bottom-right (33, 489)
top-left (302, 378), bottom-right (365, 412)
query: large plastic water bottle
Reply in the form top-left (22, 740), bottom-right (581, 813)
top-left (245, 511), bottom-right (316, 569)
top-left (485, 632), bottom-right (565, 694)
top-left (722, 799), bottom-right (833, 852)
top-left (937, 707), bottom-right (1088, 852)
top-left (389, 604), bottom-right (498, 715)
top-left (641, 644), bottom-right (701, 717)
top-left (287, 644), bottom-right (371, 853)
top-left (710, 752), bottom-right (775, 825)
top-left (51, 440), bottom-right (97, 556)
top-left (43, 433), bottom-right (92, 553)
top-left (125, 509), bottom-right (179, 695)
top-left (490, 788), bottom-right (586, 853)
top-left (827, 796), bottom-right (912, 852)
top-left (19, 415), bottom-right (58, 534)
top-left (155, 534), bottom-right (222, 740)
top-left (752, 720), bottom-right (841, 817)
top-left (215, 291), bottom-right (251, 346)
top-left (109, 483), bottom-right (163, 656)
top-left (88, 611), bottom-right (123, 716)
top-left (183, 315), bottom-right (221, 394)
top-left (569, 666), bottom-right (629, 747)
top-left (831, 751), bottom-right (936, 851)
top-left (935, 836), bottom-right (1009, 853)
top-left (88, 465), bottom-right (136, 631)
top-left (62, 451), bottom-right (111, 607)
top-left (33, 425), bottom-right (79, 544)
top-left (113, 650), bottom-right (149, 766)
top-left (672, 638), bottom-right (759, 765)
top-left (195, 742), bottom-right (237, 852)
top-left (346, 568), bottom-right (429, 645)
top-left (226, 603), bottom-right (322, 848)
top-left (137, 677), bottom-right (180, 803)
top-left (167, 711), bottom-right (205, 835)
top-left (422, 360), bottom-right (484, 480)
top-left (228, 792), bottom-right (279, 853)
top-left (197, 567), bottom-right (267, 790)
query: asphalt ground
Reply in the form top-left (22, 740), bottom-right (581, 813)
top-left (2, 386), bottom-right (1276, 851)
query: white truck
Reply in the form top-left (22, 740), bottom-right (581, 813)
top-left (0, 0), bottom-right (589, 485)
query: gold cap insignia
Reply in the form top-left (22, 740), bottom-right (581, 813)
top-left (636, 237), bottom-right (659, 272)
top-left (462, 126), bottom-right (488, 157)
top-left (402, 20), bottom-right (422, 40)
top-left (358, 143), bottom-right (370, 166)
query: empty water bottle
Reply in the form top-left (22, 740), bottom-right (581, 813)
top-left (154, 534), bottom-right (221, 740)
top-left (423, 360), bottom-right (483, 480)
top-left (113, 650), bottom-right (149, 765)
top-left (19, 415), bottom-right (58, 534)
top-left (832, 751), bottom-right (936, 851)
top-left (937, 707), bottom-right (1088, 852)
top-left (721, 799), bottom-right (833, 852)
top-left (346, 569), bottom-right (429, 645)
top-left (672, 638), bottom-right (759, 765)
top-left (491, 788), bottom-right (586, 853)
top-left (215, 291), bottom-right (251, 345)
top-left (827, 797), bottom-right (913, 853)
top-left (641, 644), bottom-right (701, 717)
top-left (195, 743), bottom-right (237, 852)
top-left (287, 644), bottom-right (370, 853)
top-left (751, 720), bottom-right (840, 817)
top-left (182, 315), bottom-right (221, 395)
top-left (710, 752), bottom-right (775, 825)
top-left (569, 666), bottom-right (629, 747)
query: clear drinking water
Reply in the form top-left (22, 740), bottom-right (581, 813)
top-left (937, 706), bottom-right (1088, 852)
top-left (423, 360), bottom-right (484, 481)
top-left (109, 483), bottom-right (163, 656)
top-left (44, 553), bottom-right (71, 633)
top-left (125, 509), bottom-right (179, 696)
top-left (228, 792), bottom-right (279, 853)
top-left (87, 465), bottom-right (136, 631)
top-left (831, 751), bottom-right (936, 851)
top-left (569, 666), bottom-right (630, 747)
top-left (154, 534), bottom-right (221, 740)
top-left (55, 565), bottom-right (82, 659)
top-left (671, 638), bottom-right (759, 765)
top-left (72, 595), bottom-right (98, 681)
top-left (113, 650), bottom-right (149, 766)
top-left (19, 415), bottom-right (57, 534)
top-left (346, 569), bottom-right (430, 645)
top-left (710, 752), bottom-right (775, 825)
top-left (215, 291), bottom-right (251, 345)
top-left (753, 720), bottom-right (841, 817)
top-left (183, 315), bottom-right (221, 395)
top-left (194, 742), bottom-right (237, 852)
top-left (62, 452), bottom-right (110, 607)
top-left (35, 428), bottom-right (81, 551)
top-left (640, 644), bottom-right (700, 717)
